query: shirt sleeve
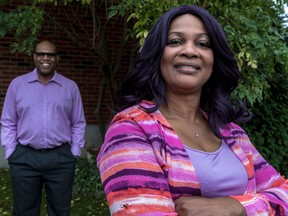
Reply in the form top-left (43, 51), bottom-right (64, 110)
top-left (1, 81), bottom-right (18, 159)
top-left (230, 139), bottom-right (288, 215)
top-left (97, 113), bottom-right (177, 216)
top-left (70, 83), bottom-right (86, 156)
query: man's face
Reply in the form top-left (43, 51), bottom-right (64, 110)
top-left (33, 42), bottom-right (59, 79)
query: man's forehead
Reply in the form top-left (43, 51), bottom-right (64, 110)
top-left (35, 42), bottom-right (57, 52)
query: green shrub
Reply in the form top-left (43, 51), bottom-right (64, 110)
top-left (243, 74), bottom-right (288, 178)
top-left (73, 157), bottom-right (105, 199)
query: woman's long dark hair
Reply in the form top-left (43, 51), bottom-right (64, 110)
top-left (118, 5), bottom-right (250, 138)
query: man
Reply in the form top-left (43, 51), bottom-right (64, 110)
top-left (1, 40), bottom-right (86, 216)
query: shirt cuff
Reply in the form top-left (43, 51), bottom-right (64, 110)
top-left (5, 147), bottom-right (16, 159)
top-left (71, 145), bottom-right (81, 157)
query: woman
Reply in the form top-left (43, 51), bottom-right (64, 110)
top-left (97, 5), bottom-right (288, 216)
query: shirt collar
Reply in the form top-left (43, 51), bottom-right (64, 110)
top-left (27, 68), bottom-right (62, 86)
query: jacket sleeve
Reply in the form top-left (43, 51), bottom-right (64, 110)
top-left (97, 113), bottom-right (177, 216)
top-left (230, 132), bottom-right (288, 216)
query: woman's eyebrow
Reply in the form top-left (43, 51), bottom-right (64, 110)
top-left (168, 32), bottom-right (209, 37)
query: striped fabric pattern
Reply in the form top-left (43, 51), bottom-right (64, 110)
top-left (97, 100), bottom-right (288, 215)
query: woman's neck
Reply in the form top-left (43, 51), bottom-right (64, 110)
top-left (163, 93), bottom-right (201, 121)
top-left (161, 103), bottom-right (202, 123)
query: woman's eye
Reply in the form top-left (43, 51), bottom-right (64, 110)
top-left (196, 41), bottom-right (211, 48)
top-left (167, 39), bottom-right (182, 46)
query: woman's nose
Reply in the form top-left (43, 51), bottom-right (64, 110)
top-left (179, 42), bottom-right (199, 57)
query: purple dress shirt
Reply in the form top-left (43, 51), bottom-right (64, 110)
top-left (1, 69), bottom-right (86, 159)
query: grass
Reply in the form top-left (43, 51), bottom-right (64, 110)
top-left (0, 168), bottom-right (110, 216)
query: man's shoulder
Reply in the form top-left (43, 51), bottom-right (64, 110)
top-left (55, 72), bottom-right (77, 86)
top-left (10, 71), bottom-right (34, 85)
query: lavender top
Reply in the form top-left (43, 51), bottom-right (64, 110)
top-left (1, 69), bottom-right (86, 158)
top-left (184, 140), bottom-right (248, 197)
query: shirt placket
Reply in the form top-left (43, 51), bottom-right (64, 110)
top-left (42, 84), bottom-right (48, 147)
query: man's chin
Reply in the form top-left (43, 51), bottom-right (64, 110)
top-left (37, 70), bottom-right (55, 77)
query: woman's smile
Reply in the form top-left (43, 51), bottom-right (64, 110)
top-left (160, 14), bottom-right (214, 94)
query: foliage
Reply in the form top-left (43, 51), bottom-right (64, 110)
top-left (34, 0), bottom-right (92, 5)
top-left (109, 0), bottom-right (199, 45)
top-left (0, 4), bottom-right (43, 54)
top-left (73, 157), bottom-right (104, 198)
top-left (211, 0), bottom-right (288, 105)
top-left (0, 169), bottom-right (11, 215)
top-left (73, 157), bottom-right (109, 214)
top-left (243, 72), bottom-right (288, 177)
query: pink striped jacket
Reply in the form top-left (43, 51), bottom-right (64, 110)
top-left (97, 101), bottom-right (288, 215)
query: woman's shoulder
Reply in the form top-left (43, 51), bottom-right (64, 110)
top-left (221, 122), bottom-right (247, 136)
top-left (113, 100), bottom-right (156, 121)
top-left (109, 100), bottom-right (169, 135)
top-left (223, 121), bottom-right (244, 130)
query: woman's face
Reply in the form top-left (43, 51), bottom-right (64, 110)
top-left (160, 14), bottom-right (214, 95)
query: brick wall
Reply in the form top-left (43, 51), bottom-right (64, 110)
top-left (0, 1), bottom-right (135, 124)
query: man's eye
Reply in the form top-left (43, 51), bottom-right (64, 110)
top-left (34, 52), bottom-right (58, 59)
